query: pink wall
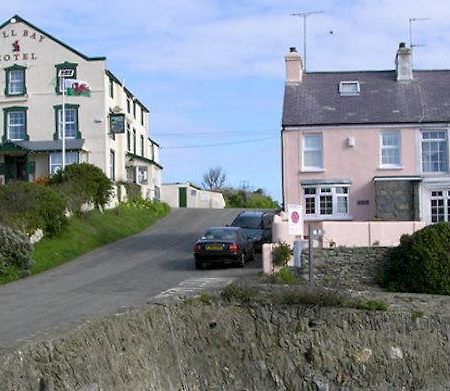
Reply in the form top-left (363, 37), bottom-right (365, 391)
top-left (283, 126), bottom-right (417, 221)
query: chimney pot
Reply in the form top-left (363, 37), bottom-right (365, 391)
top-left (289, 47), bottom-right (297, 53)
top-left (399, 42), bottom-right (406, 48)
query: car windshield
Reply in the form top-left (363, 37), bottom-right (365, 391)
top-left (232, 216), bottom-right (261, 229)
top-left (203, 229), bottom-right (237, 241)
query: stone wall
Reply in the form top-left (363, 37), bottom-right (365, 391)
top-left (1, 299), bottom-right (450, 390)
top-left (374, 179), bottom-right (420, 221)
top-left (302, 247), bottom-right (390, 290)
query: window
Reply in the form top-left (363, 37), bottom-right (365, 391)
top-left (110, 150), bottom-right (115, 180)
top-left (339, 81), bottom-right (360, 96)
top-left (49, 151), bottom-right (78, 174)
top-left (133, 128), bottom-right (136, 154)
top-left (109, 78), bottom-right (114, 98)
top-left (381, 131), bottom-right (401, 167)
top-left (126, 123), bottom-right (131, 151)
top-left (55, 62), bottom-right (77, 93)
top-left (133, 101), bottom-right (136, 118)
top-left (3, 107), bottom-right (28, 141)
top-left (127, 97), bottom-right (131, 114)
top-left (55, 105), bottom-right (79, 139)
top-left (140, 135), bottom-right (144, 156)
top-left (5, 65), bottom-right (26, 96)
top-left (422, 130), bottom-right (448, 173)
top-left (141, 108), bottom-right (145, 126)
top-left (137, 166), bottom-right (147, 184)
top-left (302, 133), bottom-right (323, 170)
top-left (303, 185), bottom-right (350, 218)
top-left (431, 190), bottom-right (450, 222)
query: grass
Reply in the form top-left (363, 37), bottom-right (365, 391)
top-left (31, 202), bottom-right (169, 275)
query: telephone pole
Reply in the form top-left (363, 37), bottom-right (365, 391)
top-left (291, 11), bottom-right (324, 70)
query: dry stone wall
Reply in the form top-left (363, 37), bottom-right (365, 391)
top-left (1, 300), bottom-right (450, 390)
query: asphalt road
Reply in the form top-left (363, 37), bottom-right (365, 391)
top-left (0, 208), bottom-right (261, 347)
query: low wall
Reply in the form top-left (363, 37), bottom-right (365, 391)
top-left (320, 221), bottom-right (426, 247)
top-left (1, 300), bottom-right (450, 390)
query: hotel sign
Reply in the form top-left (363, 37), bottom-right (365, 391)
top-left (0, 28), bottom-right (45, 62)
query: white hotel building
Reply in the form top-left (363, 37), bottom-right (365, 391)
top-left (0, 15), bottom-right (162, 199)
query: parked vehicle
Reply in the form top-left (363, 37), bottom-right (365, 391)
top-left (230, 211), bottom-right (274, 251)
top-left (193, 226), bottom-right (255, 269)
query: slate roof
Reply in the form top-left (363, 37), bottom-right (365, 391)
top-left (282, 70), bottom-right (450, 127)
top-left (13, 139), bottom-right (85, 152)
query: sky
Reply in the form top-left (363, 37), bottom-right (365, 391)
top-left (3, 0), bottom-right (450, 202)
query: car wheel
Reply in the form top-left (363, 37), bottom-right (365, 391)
top-left (195, 260), bottom-right (204, 270)
top-left (237, 253), bottom-right (245, 268)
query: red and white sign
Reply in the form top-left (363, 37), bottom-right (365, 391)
top-left (288, 204), bottom-right (303, 236)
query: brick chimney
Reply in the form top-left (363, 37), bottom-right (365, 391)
top-left (395, 42), bottom-right (413, 81)
top-left (285, 47), bottom-right (303, 83)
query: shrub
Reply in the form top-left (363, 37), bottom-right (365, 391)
top-left (0, 225), bottom-right (33, 279)
top-left (382, 222), bottom-right (450, 294)
top-left (50, 163), bottom-right (113, 214)
top-left (353, 299), bottom-right (389, 311)
top-left (278, 288), bottom-right (347, 307)
top-left (273, 241), bottom-right (292, 267)
top-left (221, 283), bottom-right (257, 303)
top-left (268, 267), bottom-right (299, 284)
top-left (120, 198), bottom-right (170, 216)
top-left (0, 181), bottom-right (67, 236)
top-left (123, 182), bottom-right (142, 202)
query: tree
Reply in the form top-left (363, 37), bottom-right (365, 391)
top-left (202, 166), bottom-right (226, 190)
top-left (222, 188), bottom-right (279, 209)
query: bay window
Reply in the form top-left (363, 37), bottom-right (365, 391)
top-left (49, 151), bottom-right (78, 174)
top-left (303, 185), bottom-right (350, 219)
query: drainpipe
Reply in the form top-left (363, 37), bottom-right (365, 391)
top-left (281, 127), bottom-right (285, 210)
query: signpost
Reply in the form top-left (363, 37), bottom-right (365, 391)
top-left (288, 203), bottom-right (303, 236)
top-left (57, 69), bottom-right (75, 171)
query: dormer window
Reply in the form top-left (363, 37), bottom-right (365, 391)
top-left (339, 81), bottom-right (360, 96)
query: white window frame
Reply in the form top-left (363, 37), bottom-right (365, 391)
top-left (137, 166), bottom-right (148, 185)
top-left (7, 111), bottom-right (26, 141)
top-left (303, 185), bottom-right (350, 220)
top-left (8, 69), bottom-right (25, 95)
top-left (380, 131), bottom-right (402, 168)
top-left (302, 133), bottom-right (323, 171)
top-left (339, 81), bottom-right (360, 96)
top-left (421, 129), bottom-right (448, 173)
top-left (49, 151), bottom-right (79, 174)
top-left (430, 190), bottom-right (450, 223)
top-left (57, 107), bottom-right (78, 139)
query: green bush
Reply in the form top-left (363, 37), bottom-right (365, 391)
top-left (0, 225), bottom-right (33, 280)
top-left (382, 222), bottom-right (450, 294)
top-left (221, 283), bottom-right (257, 303)
top-left (119, 198), bottom-right (170, 216)
top-left (50, 163), bottom-right (113, 214)
top-left (268, 267), bottom-right (299, 284)
top-left (273, 241), bottom-right (292, 267)
top-left (0, 181), bottom-right (67, 236)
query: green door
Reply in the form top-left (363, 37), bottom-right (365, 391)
top-left (179, 187), bottom-right (187, 208)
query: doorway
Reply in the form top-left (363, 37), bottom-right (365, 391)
top-left (5, 155), bottom-right (27, 182)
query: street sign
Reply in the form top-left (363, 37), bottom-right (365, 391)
top-left (288, 203), bottom-right (303, 236)
top-left (58, 69), bottom-right (75, 78)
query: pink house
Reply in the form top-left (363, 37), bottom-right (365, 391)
top-left (282, 43), bottom-right (450, 225)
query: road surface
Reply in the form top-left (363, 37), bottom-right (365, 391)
top-left (0, 208), bottom-right (260, 347)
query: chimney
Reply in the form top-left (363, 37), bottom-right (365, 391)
top-left (285, 47), bottom-right (303, 83)
top-left (395, 42), bottom-right (413, 81)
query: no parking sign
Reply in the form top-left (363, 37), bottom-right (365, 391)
top-left (288, 204), bottom-right (303, 236)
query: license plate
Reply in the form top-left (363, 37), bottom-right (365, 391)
top-left (206, 244), bottom-right (223, 251)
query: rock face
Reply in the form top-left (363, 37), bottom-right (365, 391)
top-left (1, 301), bottom-right (450, 390)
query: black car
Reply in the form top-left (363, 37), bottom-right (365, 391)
top-left (230, 211), bottom-right (274, 251)
top-left (193, 226), bottom-right (254, 269)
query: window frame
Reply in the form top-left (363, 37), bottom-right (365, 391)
top-left (303, 185), bottom-right (350, 220)
top-left (3, 106), bottom-right (28, 142)
top-left (302, 133), bottom-right (324, 171)
top-left (49, 151), bottom-right (79, 174)
top-left (53, 104), bottom-right (81, 140)
top-left (339, 81), bottom-right (360, 96)
top-left (380, 131), bottom-right (402, 168)
top-left (109, 78), bottom-right (114, 99)
top-left (430, 190), bottom-right (450, 223)
top-left (421, 129), bottom-right (448, 173)
top-left (5, 64), bottom-right (26, 96)
top-left (110, 150), bottom-right (115, 180)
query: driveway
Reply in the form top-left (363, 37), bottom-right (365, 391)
top-left (0, 208), bottom-right (260, 347)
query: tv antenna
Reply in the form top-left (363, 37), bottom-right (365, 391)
top-left (409, 17), bottom-right (430, 49)
top-left (291, 11), bottom-right (324, 70)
